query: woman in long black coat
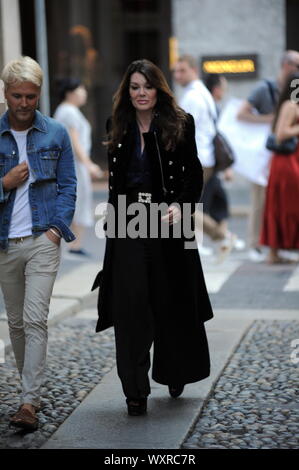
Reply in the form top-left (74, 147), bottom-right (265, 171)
top-left (92, 59), bottom-right (214, 416)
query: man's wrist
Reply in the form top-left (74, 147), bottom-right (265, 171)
top-left (2, 176), bottom-right (9, 191)
top-left (49, 227), bottom-right (61, 238)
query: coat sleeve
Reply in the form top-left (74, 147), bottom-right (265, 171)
top-left (173, 114), bottom-right (204, 211)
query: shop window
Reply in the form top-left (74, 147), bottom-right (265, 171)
top-left (121, 0), bottom-right (158, 12)
top-left (125, 31), bottom-right (159, 66)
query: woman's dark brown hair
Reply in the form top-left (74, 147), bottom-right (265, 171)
top-left (272, 71), bottom-right (299, 132)
top-left (107, 59), bottom-right (188, 152)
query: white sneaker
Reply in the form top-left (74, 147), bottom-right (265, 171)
top-left (248, 248), bottom-right (267, 262)
top-left (278, 250), bottom-right (299, 262)
top-left (217, 232), bottom-right (237, 263)
top-left (234, 238), bottom-right (246, 251)
top-left (198, 245), bottom-right (214, 257)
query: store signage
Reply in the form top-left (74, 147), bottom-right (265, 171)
top-left (201, 54), bottom-right (258, 78)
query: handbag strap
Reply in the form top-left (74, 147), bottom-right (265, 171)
top-left (264, 79), bottom-right (277, 108)
top-left (200, 91), bottom-right (218, 131)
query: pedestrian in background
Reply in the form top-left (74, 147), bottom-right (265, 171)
top-left (0, 57), bottom-right (76, 430)
top-left (173, 56), bottom-right (241, 258)
top-left (204, 73), bottom-right (245, 256)
top-left (54, 78), bottom-right (103, 257)
top-left (205, 73), bottom-right (228, 116)
top-left (260, 72), bottom-right (299, 264)
top-left (92, 59), bottom-right (213, 416)
top-left (237, 50), bottom-right (299, 262)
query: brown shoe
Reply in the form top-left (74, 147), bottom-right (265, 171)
top-left (9, 405), bottom-right (39, 431)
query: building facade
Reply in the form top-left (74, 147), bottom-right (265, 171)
top-left (172, 0), bottom-right (287, 99)
top-left (0, 0), bottom-right (298, 163)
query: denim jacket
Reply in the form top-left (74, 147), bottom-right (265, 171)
top-left (0, 110), bottom-right (77, 251)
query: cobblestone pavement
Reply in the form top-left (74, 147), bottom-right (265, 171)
top-left (0, 317), bottom-right (116, 449)
top-left (182, 320), bottom-right (299, 449)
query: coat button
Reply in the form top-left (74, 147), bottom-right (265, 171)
top-left (169, 161), bottom-right (173, 165)
top-left (117, 143), bottom-right (122, 148)
top-left (109, 185), bottom-right (113, 190)
top-left (113, 157), bottom-right (117, 162)
top-left (169, 175), bottom-right (173, 179)
top-left (110, 171), bottom-right (113, 176)
top-left (170, 190), bottom-right (174, 194)
top-left (182, 166), bottom-right (185, 171)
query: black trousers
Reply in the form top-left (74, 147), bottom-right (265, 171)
top-left (111, 234), bottom-right (210, 399)
top-left (111, 235), bottom-right (167, 399)
top-left (202, 173), bottom-right (229, 223)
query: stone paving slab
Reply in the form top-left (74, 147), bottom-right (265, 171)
top-left (48, 298), bottom-right (81, 324)
top-left (52, 262), bottom-right (101, 300)
top-left (210, 262), bottom-right (299, 310)
top-left (284, 265), bottom-right (299, 292)
top-left (202, 259), bottom-right (242, 293)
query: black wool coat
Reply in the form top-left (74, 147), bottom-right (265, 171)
top-left (92, 114), bottom-right (214, 333)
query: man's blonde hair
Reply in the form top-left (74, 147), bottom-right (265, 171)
top-left (177, 54), bottom-right (198, 70)
top-left (1, 56), bottom-right (43, 89)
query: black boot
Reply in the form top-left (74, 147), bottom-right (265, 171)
top-left (126, 397), bottom-right (147, 416)
top-left (168, 385), bottom-right (184, 398)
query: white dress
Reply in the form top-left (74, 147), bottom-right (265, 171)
top-left (54, 103), bottom-right (93, 227)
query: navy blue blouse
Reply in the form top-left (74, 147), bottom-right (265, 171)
top-left (126, 121), bottom-right (153, 190)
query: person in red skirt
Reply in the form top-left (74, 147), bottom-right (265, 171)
top-left (260, 72), bottom-right (299, 264)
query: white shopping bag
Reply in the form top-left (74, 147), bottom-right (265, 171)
top-left (218, 97), bottom-right (272, 187)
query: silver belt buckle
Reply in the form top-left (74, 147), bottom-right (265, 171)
top-left (9, 235), bottom-right (31, 244)
top-left (138, 192), bottom-right (152, 203)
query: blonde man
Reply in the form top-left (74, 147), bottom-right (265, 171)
top-left (0, 57), bottom-right (76, 430)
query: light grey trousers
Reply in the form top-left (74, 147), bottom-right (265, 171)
top-left (0, 233), bottom-right (61, 407)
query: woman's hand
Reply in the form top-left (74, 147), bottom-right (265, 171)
top-left (161, 205), bottom-right (182, 225)
top-left (223, 167), bottom-right (234, 181)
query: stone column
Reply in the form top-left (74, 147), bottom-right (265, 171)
top-left (0, 0), bottom-right (22, 114)
top-left (0, 0), bottom-right (22, 66)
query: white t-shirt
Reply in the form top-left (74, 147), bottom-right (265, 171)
top-left (179, 80), bottom-right (217, 168)
top-left (8, 128), bottom-right (34, 238)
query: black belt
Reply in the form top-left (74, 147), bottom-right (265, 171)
top-left (8, 235), bottom-right (33, 243)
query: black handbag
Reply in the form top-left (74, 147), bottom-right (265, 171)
top-left (203, 94), bottom-right (235, 172)
top-left (213, 130), bottom-right (235, 172)
top-left (265, 133), bottom-right (298, 155)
